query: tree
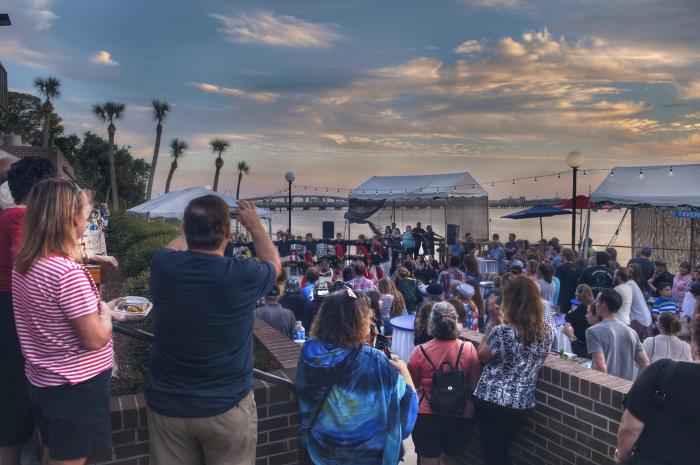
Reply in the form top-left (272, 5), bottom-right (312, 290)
top-left (235, 161), bottom-right (250, 199)
top-left (209, 138), bottom-right (229, 192)
top-left (33, 76), bottom-right (61, 147)
top-left (69, 132), bottom-right (149, 207)
top-left (92, 101), bottom-right (126, 210)
top-left (0, 91), bottom-right (63, 144)
top-left (145, 99), bottom-right (170, 201)
top-left (164, 138), bottom-right (187, 194)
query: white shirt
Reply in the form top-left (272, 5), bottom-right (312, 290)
top-left (682, 292), bottom-right (697, 318)
top-left (643, 334), bottom-right (692, 363)
top-left (629, 280), bottom-right (652, 327)
top-left (614, 282), bottom-right (633, 325)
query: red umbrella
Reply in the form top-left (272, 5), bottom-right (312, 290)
top-left (551, 195), bottom-right (597, 210)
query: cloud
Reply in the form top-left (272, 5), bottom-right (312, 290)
top-left (676, 81), bottom-right (700, 100)
top-left (90, 50), bottom-right (119, 66)
top-left (461, 0), bottom-right (520, 8)
top-left (209, 11), bottom-right (344, 48)
top-left (455, 40), bottom-right (483, 54)
top-left (190, 82), bottom-right (280, 103)
top-left (0, 39), bottom-right (50, 69)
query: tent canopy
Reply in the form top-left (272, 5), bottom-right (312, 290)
top-left (552, 195), bottom-right (597, 210)
top-left (501, 205), bottom-right (571, 219)
top-left (349, 172), bottom-right (487, 200)
top-left (591, 164), bottom-right (700, 208)
top-left (127, 187), bottom-right (272, 220)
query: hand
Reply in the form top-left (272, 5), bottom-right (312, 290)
top-left (562, 324), bottom-right (575, 340)
top-left (486, 298), bottom-right (504, 325)
top-left (236, 200), bottom-right (263, 233)
top-left (90, 254), bottom-right (119, 268)
top-left (105, 297), bottom-right (126, 311)
top-left (389, 358), bottom-right (414, 388)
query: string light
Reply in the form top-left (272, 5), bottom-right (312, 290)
top-left (557, 172), bottom-right (560, 179)
top-left (639, 169), bottom-right (644, 180)
top-left (471, 184), bottom-right (475, 190)
top-left (668, 166), bottom-right (674, 177)
top-left (534, 177), bottom-right (538, 183)
top-left (610, 169), bottom-right (614, 177)
top-left (512, 179), bottom-right (515, 185)
top-left (491, 181), bottom-right (494, 188)
top-left (583, 170), bottom-right (587, 176)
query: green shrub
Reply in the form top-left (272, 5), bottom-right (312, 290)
top-left (121, 234), bottom-right (176, 278)
top-left (121, 269), bottom-right (151, 299)
top-left (107, 213), bottom-right (179, 259)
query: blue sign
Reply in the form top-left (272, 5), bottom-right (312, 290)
top-left (674, 210), bottom-right (700, 219)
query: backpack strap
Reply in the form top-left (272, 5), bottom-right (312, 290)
top-left (419, 344), bottom-right (437, 370)
top-left (453, 341), bottom-right (465, 370)
top-left (649, 360), bottom-right (677, 418)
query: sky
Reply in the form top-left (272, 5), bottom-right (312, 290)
top-left (1, 0), bottom-right (699, 199)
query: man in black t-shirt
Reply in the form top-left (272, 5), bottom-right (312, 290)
top-left (146, 196), bottom-right (281, 465)
top-left (628, 247), bottom-right (654, 282)
top-left (578, 251), bottom-right (614, 296)
top-left (556, 248), bottom-right (581, 313)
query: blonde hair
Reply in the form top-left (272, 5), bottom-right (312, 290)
top-left (15, 179), bottom-right (86, 274)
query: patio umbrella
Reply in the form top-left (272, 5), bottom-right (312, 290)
top-left (551, 195), bottom-right (597, 210)
top-left (501, 205), bottom-right (572, 240)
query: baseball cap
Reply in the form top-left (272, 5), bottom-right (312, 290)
top-left (267, 286), bottom-right (280, 297)
top-left (641, 247), bottom-right (653, 256)
top-left (456, 283), bottom-right (475, 299)
top-left (285, 278), bottom-right (300, 293)
top-left (426, 283), bottom-right (443, 296)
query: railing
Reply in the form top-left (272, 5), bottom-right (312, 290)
top-left (113, 322), bottom-right (297, 390)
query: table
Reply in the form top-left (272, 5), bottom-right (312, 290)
top-left (478, 260), bottom-right (500, 275)
top-left (389, 314), bottom-right (416, 362)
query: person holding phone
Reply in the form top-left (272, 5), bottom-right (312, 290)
top-left (296, 289), bottom-right (418, 465)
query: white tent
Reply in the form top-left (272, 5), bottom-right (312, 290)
top-left (346, 172), bottom-right (489, 242)
top-left (590, 164), bottom-right (700, 268)
top-left (591, 163), bottom-right (700, 207)
top-left (349, 172), bottom-right (487, 200)
top-left (127, 186), bottom-right (272, 220)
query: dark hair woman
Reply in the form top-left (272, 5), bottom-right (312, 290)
top-left (615, 313), bottom-right (700, 465)
top-left (408, 302), bottom-right (480, 465)
top-left (12, 179), bottom-right (123, 464)
top-left (463, 254), bottom-right (481, 282)
top-left (629, 262), bottom-right (650, 299)
top-left (414, 301), bottom-right (436, 346)
top-left (642, 312), bottom-right (692, 363)
top-left (473, 275), bottom-right (555, 465)
top-left (296, 289), bottom-right (418, 465)
top-left (562, 284), bottom-right (595, 358)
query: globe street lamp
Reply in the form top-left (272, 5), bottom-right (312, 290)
top-left (284, 171), bottom-right (295, 235)
top-left (566, 151), bottom-right (584, 252)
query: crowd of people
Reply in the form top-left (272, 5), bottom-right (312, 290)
top-left (0, 159), bottom-right (698, 465)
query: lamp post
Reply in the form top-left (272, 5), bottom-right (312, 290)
top-left (566, 151), bottom-right (584, 253)
top-left (284, 171), bottom-right (295, 236)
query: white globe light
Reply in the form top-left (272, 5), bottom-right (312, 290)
top-left (284, 171), bottom-right (296, 183)
top-left (566, 151), bottom-right (584, 169)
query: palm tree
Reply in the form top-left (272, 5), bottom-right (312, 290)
top-left (33, 76), bottom-right (61, 147)
top-left (235, 161), bottom-right (250, 199)
top-left (164, 138), bottom-right (187, 194)
top-left (92, 101), bottom-right (126, 210)
top-left (209, 138), bottom-right (229, 192)
top-left (145, 99), bottom-right (170, 200)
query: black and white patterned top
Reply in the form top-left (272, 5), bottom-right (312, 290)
top-left (474, 323), bottom-right (555, 410)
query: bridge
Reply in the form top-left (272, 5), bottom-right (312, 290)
top-left (244, 194), bottom-right (349, 211)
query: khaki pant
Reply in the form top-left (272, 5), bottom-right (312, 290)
top-left (147, 391), bottom-right (257, 465)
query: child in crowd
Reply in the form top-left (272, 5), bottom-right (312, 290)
top-left (652, 283), bottom-right (678, 317)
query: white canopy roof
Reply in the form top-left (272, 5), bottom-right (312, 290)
top-left (591, 164), bottom-right (700, 207)
top-left (127, 186), bottom-right (272, 220)
top-left (349, 172), bottom-right (487, 200)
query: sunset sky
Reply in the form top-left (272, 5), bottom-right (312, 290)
top-left (1, 0), bottom-right (699, 199)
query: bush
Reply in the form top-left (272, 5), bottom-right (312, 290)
top-left (121, 269), bottom-right (151, 299)
top-left (121, 234), bottom-right (176, 278)
top-left (107, 212), bottom-right (179, 259)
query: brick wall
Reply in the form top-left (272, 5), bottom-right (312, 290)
top-left (88, 323), bottom-right (629, 465)
top-left (88, 319), bottom-right (303, 465)
top-left (456, 330), bottom-right (630, 465)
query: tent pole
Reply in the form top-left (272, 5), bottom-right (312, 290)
top-left (443, 197), bottom-right (448, 264)
top-left (539, 217), bottom-right (543, 240)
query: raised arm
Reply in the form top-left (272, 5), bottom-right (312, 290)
top-left (237, 200), bottom-right (282, 278)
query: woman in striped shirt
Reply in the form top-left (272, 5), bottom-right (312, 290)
top-left (12, 178), bottom-right (122, 465)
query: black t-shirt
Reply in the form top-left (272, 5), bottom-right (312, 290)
top-left (565, 303), bottom-right (589, 342)
top-left (578, 265), bottom-right (614, 294)
top-left (628, 257), bottom-right (654, 281)
top-left (504, 240), bottom-right (517, 259)
top-left (556, 263), bottom-right (581, 312)
top-left (651, 272), bottom-right (674, 297)
top-left (280, 292), bottom-right (306, 322)
top-left (146, 249), bottom-right (276, 418)
top-left (625, 359), bottom-right (700, 465)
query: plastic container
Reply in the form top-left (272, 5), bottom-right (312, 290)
top-left (293, 321), bottom-right (306, 344)
top-left (112, 296), bottom-right (152, 321)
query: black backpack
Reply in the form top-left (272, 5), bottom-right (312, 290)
top-left (418, 342), bottom-right (467, 415)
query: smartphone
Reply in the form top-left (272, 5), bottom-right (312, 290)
top-left (374, 334), bottom-right (392, 358)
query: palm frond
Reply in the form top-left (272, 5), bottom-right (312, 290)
top-left (151, 99), bottom-right (170, 122)
top-left (33, 76), bottom-right (61, 100)
top-left (103, 101), bottom-right (126, 122)
top-left (170, 138), bottom-right (188, 160)
top-left (237, 161), bottom-right (250, 174)
top-left (92, 103), bottom-right (107, 122)
top-left (209, 138), bottom-right (230, 156)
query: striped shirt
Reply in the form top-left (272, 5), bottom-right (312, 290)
top-left (12, 255), bottom-right (112, 387)
top-left (348, 276), bottom-right (376, 292)
top-left (652, 297), bottom-right (678, 314)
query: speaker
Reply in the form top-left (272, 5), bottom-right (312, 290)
top-left (446, 224), bottom-right (460, 246)
top-left (322, 221), bottom-right (335, 239)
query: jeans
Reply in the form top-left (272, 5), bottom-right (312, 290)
top-left (474, 397), bottom-right (527, 465)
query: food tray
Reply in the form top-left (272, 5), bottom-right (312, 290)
top-left (112, 296), bottom-right (153, 321)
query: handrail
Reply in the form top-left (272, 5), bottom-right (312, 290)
top-left (113, 322), bottom-right (296, 391)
